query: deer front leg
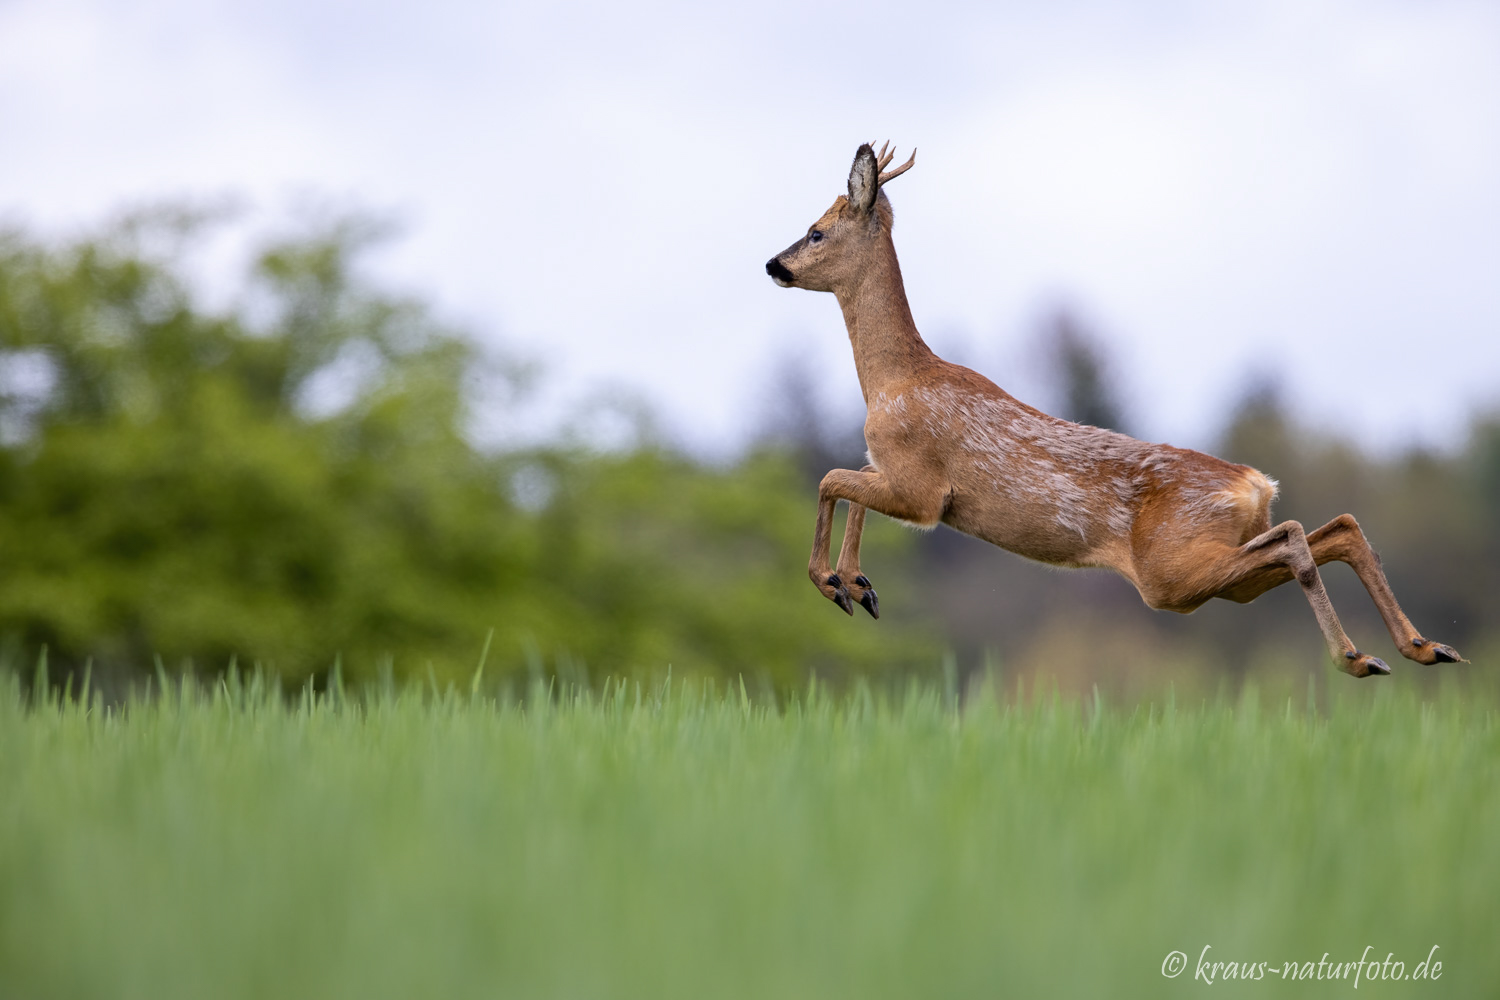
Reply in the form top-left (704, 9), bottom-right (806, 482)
top-left (834, 502), bottom-right (879, 618)
top-left (827, 466), bottom-right (880, 618)
top-left (809, 491), bottom-right (857, 615)
top-left (808, 466), bottom-right (944, 617)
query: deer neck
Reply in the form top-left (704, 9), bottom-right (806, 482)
top-left (834, 238), bottom-right (935, 402)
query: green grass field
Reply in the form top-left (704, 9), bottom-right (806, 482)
top-left (1, 663), bottom-right (1496, 999)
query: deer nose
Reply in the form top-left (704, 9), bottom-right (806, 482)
top-left (766, 258), bottom-right (794, 285)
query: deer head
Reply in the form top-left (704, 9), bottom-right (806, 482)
top-left (765, 141), bottom-right (916, 294)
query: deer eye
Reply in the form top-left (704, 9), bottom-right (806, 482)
top-left (808, 230), bottom-right (824, 244)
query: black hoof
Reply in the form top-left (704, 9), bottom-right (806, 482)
top-left (1431, 644), bottom-right (1461, 663)
top-left (817, 573), bottom-right (853, 615)
top-left (859, 589), bottom-right (879, 619)
top-left (1345, 649), bottom-right (1391, 677)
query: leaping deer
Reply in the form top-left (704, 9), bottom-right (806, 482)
top-left (765, 141), bottom-right (1463, 677)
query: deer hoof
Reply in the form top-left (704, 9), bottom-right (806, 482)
top-left (1407, 638), bottom-right (1465, 664)
top-left (1342, 650), bottom-right (1390, 677)
top-left (859, 589), bottom-right (880, 619)
top-left (1429, 643), bottom-right (1462, 663)
top-left (824, 574), bottom-right (854, 615)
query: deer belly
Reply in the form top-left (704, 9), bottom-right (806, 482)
top-left (943, 476), bottom-right (1125, 566)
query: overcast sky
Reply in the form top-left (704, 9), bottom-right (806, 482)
top-left (3, 0), bottom-right (1497, 455)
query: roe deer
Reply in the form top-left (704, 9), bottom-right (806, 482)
top-left (765, 141), bottom-right (1463, 677)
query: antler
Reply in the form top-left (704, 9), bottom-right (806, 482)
top-left (869, 140), bottom-right (917, 186)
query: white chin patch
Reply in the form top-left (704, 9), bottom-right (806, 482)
top-left (772, 276), bottom-right (792, 287)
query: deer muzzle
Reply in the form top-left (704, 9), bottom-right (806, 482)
top-left (765, 257), bottom-right (795, 287)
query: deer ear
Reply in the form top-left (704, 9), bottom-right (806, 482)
top-left (846, 144), bottom-right (879, 216)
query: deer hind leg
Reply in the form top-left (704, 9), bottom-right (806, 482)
top-left (1141, 520), bottom-right (1390, 678)
top-left (809, 465), bottom-right (941, 617)
top-left (1203, 515), bottom-right (1464, 666)
top-left (1305, 514), bottom-right (1464, 664)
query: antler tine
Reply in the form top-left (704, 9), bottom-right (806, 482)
top-left (877, 147), bottom-right (917, 186)
top-left (874, 141), bottom-right (893, 172)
